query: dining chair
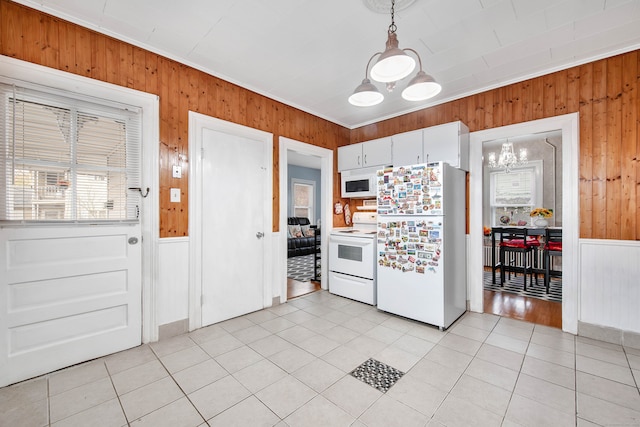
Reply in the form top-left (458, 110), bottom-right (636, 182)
top-left (498, 227), bottom-right (540, 290)
top-left (543, 228), bottom-right (562, 293)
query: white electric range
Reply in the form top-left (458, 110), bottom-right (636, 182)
top-left (328, 212), bottom-right (378, 305)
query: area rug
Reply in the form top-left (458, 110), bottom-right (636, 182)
top-left (483, 271), bottom-right (562, 303)
top-left (287, 254), bottom-right (316, 282)
top-left (350, 358), bottom-right (404, 393)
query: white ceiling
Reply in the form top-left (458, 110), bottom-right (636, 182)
top-left (15, 0), bottom-right (640, 129)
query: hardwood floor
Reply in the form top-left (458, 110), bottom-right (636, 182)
top-left (483, 289), bottom-right (562, 329)
top-left (287, 278), bottom-right (321, 299)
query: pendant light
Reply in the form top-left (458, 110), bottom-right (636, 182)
top-left (349, 0), bottom-right (441, 107)
top-left (348, 56), bottom-right (385, 106)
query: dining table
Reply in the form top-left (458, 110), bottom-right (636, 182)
top-left (489, 226), bottom-right (562, 286)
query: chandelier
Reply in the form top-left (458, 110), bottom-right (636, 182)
top-left (487, 142), bottom-right (528, 173)
top-left (348, 0), bottom-right (442, 107)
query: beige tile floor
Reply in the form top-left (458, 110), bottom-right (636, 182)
top-left (2, 290), bottom-right (640, 427)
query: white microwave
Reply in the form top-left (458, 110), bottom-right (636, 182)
top-left (340, 168), bottom-right (378, 198)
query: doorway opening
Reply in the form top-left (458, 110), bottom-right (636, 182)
top-left (279, 138), bottom-right (333, 302)
top-left (468, 113), bottom-right (579, 334)
top-left (481, 131), bottom-right (563, 328)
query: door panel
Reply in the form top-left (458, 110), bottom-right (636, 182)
top-left (0, 225), bottom-right (141, 387)
top-left (201, 129), bottom-right (266, 326)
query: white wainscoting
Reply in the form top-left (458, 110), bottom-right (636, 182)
top-left (272, 231), bottom-right (283, 302)
top-left (157, 237), bottom-right (190, 326)
top-left (580, 239), bottom-right (640, 334)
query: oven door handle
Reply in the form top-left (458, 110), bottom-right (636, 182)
top-left (329, 236), bottom-right (373, 247)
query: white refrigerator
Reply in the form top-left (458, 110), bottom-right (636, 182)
top-left (376, 162), bottom-right (467, 329)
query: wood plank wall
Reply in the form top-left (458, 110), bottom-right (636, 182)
top-left (0, 0), bottom-right (350, 237)
top-left (351, 53), bottom-right (640, 241)
top-left (2, 1), bottom-right (639, 241)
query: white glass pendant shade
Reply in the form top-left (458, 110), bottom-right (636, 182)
top-left (370, 32), bottom-right (415, 83)
top-left (401, 71), bottom-right (441, 101)
top-left (348, 78), bottom-right (384, 106)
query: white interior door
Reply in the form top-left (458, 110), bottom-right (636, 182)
top-left (0, 224), bottom-right (142, 387)
top-left (201, 129), bottom-right (267, 326)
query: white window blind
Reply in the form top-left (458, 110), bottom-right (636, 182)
top-left (1, 82), bottom-right (141, 223)
top-left (292, 180), bottom-right (314, 223)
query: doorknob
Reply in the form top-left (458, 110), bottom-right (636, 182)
top-left (256, 232), bottom-right (264, 239)
top-left (128, 237), bottom-right (139, 245)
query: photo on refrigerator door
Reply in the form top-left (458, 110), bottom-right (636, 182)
top-left (377, 219), bottom-right (442, 275)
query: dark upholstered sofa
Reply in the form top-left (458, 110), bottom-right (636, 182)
top-left (287, 217), bottom-right (319, 258)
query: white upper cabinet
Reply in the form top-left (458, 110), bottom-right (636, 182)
top-left (392, 129), bottom-right (423, 167)
top-left (338, 137), bottom-right (392, 171)
top-left (422, 121), bottom-right (469, 171)
top-left (391, 121), bottom-right (469, 170)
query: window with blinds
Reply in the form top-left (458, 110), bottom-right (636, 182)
top-left (292, 180), bottom-right (315, 223)
top-left (1, 83), bottom-right (141, 223)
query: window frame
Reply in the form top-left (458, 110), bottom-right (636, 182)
top-left (489, 160), bottom-right (543, 226)
top-left (1, 80), bottom-right (142, 225)
top-left (291, 178), bottom-right (315, 224)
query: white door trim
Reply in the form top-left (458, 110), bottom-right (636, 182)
top-left (189, 112), bottom-right (273, 331)
top-left (469, 113), bottom-right (579, 334)
top-left (278, 137), bottom-right (333, 302)
top-left (0, 55), bottom-right (160, 343)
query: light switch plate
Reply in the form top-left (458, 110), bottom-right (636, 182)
top-left (170, 188), bottom-right (180, 203)
top-left (172, 165), bottom-right (182, 178)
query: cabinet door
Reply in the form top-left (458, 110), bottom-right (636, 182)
top-left (392, 129), bottom-right (423, 166)
top-left (423, 122), bottom-right (469, 170)
top-left (338, 143), bottom-right (363, 171)
top-left (362, 137), bottom-right (392, 168)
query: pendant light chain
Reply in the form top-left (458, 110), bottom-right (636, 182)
top-left (348, 0), bottom-right (442, 106)
top-left (389, 0), bottom-right (397, 34)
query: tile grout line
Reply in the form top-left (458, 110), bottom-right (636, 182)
top-left (152, 337), bottom-right (211, 426)
top-left (104, 358), bottom-right (136, 427)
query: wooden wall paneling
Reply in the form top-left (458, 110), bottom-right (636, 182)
top-left (482, 91), bottom-right (494, 129)
top-left (58, 21), bottom-right (75, 74)
top-left (175, 65), bottom-right (190, 237)
top-left (637, 52), bottom-right (640, 241)
top-left (466, 95), bottom-right (479, 131)
top-left (90, 32), bottom-right (106, 81)
top-left (605, 55), bottom-right (622, 239)
top-left (132, 47), bottom-right (146, 92)
top-left (21, 7), bottom-right (41, 64)
top-left (492, 86), bottom-right (504, 128)
top-left (104, 37), bottom-right (120, 86)
top-left (120, 43), bottom-right (134, 89)
top-left (554, 69), bottom-right (568, 117)
top-left (41, 14), bottom-right (59, 69)
top-left (144, 51), bottom-right (158, 95)
top-left (591, 59), bottom-right (608, 239)
top-left (450, 99), bottom-right (463, 125)
top-left (579, 63), bottom-right (594, 238)
top-left (511, 81), bottom-right (523, 124)
top-left (502, 85), bottom-right (514, 126)
top-left (214, 77), bottom-right (231, 121)
top-left (158, 57), bottom-right (172, 236)
top-left (0, 1), bottom-right (21, 58)
top-left (531, 77), bottom-right (544, 120)
top-left (621, 52), bottom-right (637, 240)
top-left (74, 26), bottom-right (92, 77)
top-left (542, 73), bottom-right (555, 119)
top-left (473, 93), bottom-right (486, 131)
top-left (566, 66), bottom-right (580, 113)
